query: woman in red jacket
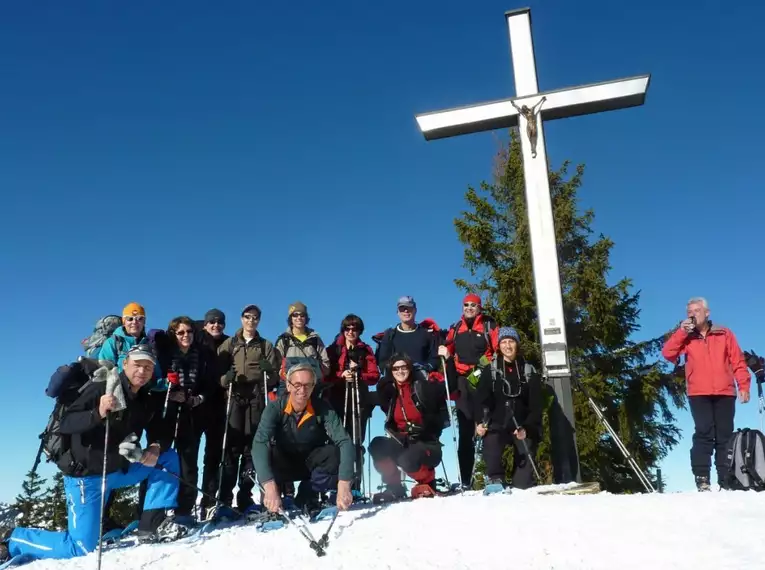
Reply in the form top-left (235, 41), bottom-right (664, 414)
top-left (325, 314), bottom-right (380, 491)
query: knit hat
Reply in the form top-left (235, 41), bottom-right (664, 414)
top-left (204, 308), bottom-right (226, 323)
top-left (288, 301), bottom-right (308, 316)
top-left (122, 302), bottom-right (146, 318)
top-left (463, 293), bottom-right (481, 306)
top-left (497, 327), bottom-right (520, 343)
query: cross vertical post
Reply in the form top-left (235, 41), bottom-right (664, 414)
top-left (414, 7), bottom-right (650, 484)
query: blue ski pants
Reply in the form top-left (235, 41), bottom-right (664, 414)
top-left (8, 450), bottom-right (179, 561)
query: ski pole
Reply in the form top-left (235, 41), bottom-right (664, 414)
top-left (507, 407), bottom-right (541, 482)
top-left (162, 372), bottom-right (180, 419)
top-left (353, 373), bottom-right (364, 496)
top-left (470, 408), bottom-right (491, 489)
top-left (248, 476), bottom-right (325, 557)
top-left (574, 376), bottom-right (655, 493)
top-left (214, 384), bottom-right (235, 506)
top-left (96, 415), bottom-right (110, 570)
top-left (757, 379), bottom-right (764, 434)
top-left (154, 465), bottom-right (242, 517)
top-left (317, 507), bottom-right (339, 549)
top-left (440, 356), bottom-right (463, 491)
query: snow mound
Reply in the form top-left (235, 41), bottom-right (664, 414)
top-left (24, 488), bottom-right (765, 570)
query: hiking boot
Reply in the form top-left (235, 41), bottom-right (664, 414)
top-left (695, 475), bottom-right (711, 492)
top-left (294, 482), bottom-right (324, 517)
top-left (373, 484), bottom-right (407, 504)
top-left (155, 515), bottom-right (192, 542)
top-left (411, 483), bottom-right (437, 499)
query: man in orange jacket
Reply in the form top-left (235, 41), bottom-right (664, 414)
top-left (662, 297), bottom-right (751, 491)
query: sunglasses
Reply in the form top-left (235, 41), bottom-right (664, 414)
top-left (344, 325), bottom-right (359, 332)
top-left (288, 380), bottom-right (315, 392)
top-left (175, 329), bottom-right (193, 337)
top-left (206, 319), bottom-right (224, 326)
top-left (391, 365), bottom-right (408, 372)
top-left (242, 314), bottom-right (260, 321)
top-left (124, 316), bottom-right (145, 323)
top-left (397, 306), bottom-right (413, 313)
top-left (291, 312), bottom-right (306, 318)
top-left (463, 303), bottom-right (479, 308)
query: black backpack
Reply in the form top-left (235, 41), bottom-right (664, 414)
top-left (725, 428), bottom-right (765, 491)
top-left (32, 358), bottom-right (102, 475)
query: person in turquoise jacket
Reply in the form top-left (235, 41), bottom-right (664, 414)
top-left (99, 302), bottom-right (164, 386)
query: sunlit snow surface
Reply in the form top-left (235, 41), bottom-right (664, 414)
top-left (22, 485), bottom-right (765, 570)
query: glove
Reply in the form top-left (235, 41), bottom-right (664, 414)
top-left (405, 421), bottom-right (423, 442)
top-left (187, 395), bottom-right (204, 408)
top-left (744, 350), bottom-right (765, 380)
top-left (221, 370), bottom-right (236, 388)
top-left (118, 433), bottom-right (143, 463)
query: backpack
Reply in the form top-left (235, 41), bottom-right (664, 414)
top-left (447, 315), bottom-right (496, 349)
top-left (725, 428), bottom-right (765, 491)
top-left (81, 315), bottom-right (123, 357)
top-left (32, 358), bottom-right (102, 475)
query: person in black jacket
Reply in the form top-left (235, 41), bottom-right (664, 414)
top-left (375, 296), bottom-right (440, 374)
top-left (474, 327), bottom-right (542, 490)
top-left (369, 353), bottom-right (457, 501)
top-left (155, 316), bottom-right (218, 521)
top-left (1, 345), bottom-right (184, 563)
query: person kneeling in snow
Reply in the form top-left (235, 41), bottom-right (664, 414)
top-left (0, 345), bottom-right (185, 563)
top-left (473, 327), bottom-right (542, 490)
top-left (370, 353), bottom-right (458, 501)
top-left (254, 363), bottom-right (354, 516)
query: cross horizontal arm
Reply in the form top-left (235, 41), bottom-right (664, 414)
top-left (415, 74), bottom-right (650, 141)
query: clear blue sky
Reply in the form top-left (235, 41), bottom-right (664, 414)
top-left (1, 0), bottom-right (763, 502)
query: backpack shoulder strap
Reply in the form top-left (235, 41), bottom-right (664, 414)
top-left (114, 335), bottom-right (125, 357)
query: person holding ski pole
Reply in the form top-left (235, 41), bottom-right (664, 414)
top-left (661, 297), bottom-right (750, 491)
top-left (369, 353), bottom-right (458, 502)
top-left (253, 363), bottom-right (355, 516)
top-left (473, 327), bottom-right (542, 490)
top-left (325, 314), bottom-right (380, 493)
top-left (0, 345), bottom-right (185, 564)
top-left (438, 293), bottom-right (499, 489)
top-left (216, 304), bottom-right (280, 513)
top-left (155, 316), bottom-right (218, 523)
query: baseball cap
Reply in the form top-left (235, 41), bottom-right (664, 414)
top-left (397, 296), bottom-right (416, 309)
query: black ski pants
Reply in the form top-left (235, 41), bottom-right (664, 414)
top-left (688, 395), bottom-right (736, 481)
top-left (369, 436), bottom-right (442, 484)
top-left (220, 390), bottom-right (263, 510)
top-left (172, 404), bottom-right (207, 517)
top-left (457, 408), bottom-right (476, 487)
top-left (272, 444), bottom-right (340, 494)
top-left (483, 429), bottom-right (537, 490)
top-left (199, 392), bottom-right (225, 509)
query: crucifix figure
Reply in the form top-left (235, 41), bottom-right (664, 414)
top-left (510, 96), bottom-right (546, 157)
top-left (414, 8), bottom-right (650, 484)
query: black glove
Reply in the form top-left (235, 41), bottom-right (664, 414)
top-left (221, 370), bottom-right (236, 388)
top-left (187, 395), bottom-right (204, 408)
top-left (744, 350), bottom-right (765, 380)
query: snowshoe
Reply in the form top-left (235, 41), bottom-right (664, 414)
top-left (0, 554), bottom-right (35, 570)
top-left (243, 504), bottom-right (264, 522)
top-left (312, 506), bottom-right (338, 522)
top-left (208, 505), bottom-right (240, 522)
top-left (483, 478), bottom-right (506, 495)
top-left (411, 483), bottom-right (438, 499)
top-left (243, 511), bottom-right (284, 533)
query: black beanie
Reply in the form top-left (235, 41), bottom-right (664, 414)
top-left (204, 308), bottom-right (226, 324)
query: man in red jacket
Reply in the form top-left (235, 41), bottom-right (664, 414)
top-left (662, 297), bottom-right (751, 491)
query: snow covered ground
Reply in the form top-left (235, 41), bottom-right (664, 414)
top-left (22, 486), bottom-right (765, 570)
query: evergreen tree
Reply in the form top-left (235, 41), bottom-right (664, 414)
top-left (453, 130), bottom-right (686, 493)
top-left (40, 472), bottom-right (67, 531)
top-left (12, 470), bottom-right (47, 527)
top-left (109, 487), bottom-right (139, 527)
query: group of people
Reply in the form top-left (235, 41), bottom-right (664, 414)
top-left (1, 294), bottom-right (544, 562)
